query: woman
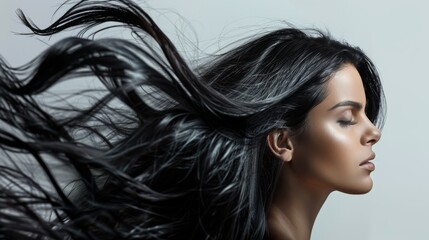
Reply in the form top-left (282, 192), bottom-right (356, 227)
top-left (0, 0), bottom-right (385, 239)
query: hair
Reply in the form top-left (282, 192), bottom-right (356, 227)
top-left (0, 0), bottom-right (385, 239)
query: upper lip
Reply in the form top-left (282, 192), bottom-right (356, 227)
top-left (360, 152), bottom-right (375, 166)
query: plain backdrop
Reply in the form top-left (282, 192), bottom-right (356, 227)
top-left (0, 1), bottom-right (425, 239)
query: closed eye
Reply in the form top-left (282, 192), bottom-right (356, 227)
top-left (337, 119), bottom-right (357, 127)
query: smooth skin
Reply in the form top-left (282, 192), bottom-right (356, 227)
top-left (267, 64), bottom-right (381, 240)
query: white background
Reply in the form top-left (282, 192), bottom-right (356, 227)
top-left (0, 1), bottom-right (426, 239)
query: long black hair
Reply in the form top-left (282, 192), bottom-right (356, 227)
top-left (0, 0), bottom-right (385, 239)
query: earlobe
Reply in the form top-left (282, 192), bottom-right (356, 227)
top-left (267, 129), bottom-right (294, 162)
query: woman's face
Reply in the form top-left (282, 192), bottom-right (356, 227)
top-left (290, 64), bottom-right (381, 194)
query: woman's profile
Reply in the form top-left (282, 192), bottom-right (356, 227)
top-left (0, 0), bottom-right (385, 239)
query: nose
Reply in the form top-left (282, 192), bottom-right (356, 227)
top-left (362, 122), bottom-right (381, 146)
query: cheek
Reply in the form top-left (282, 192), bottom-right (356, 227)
top-left (293, 124), bottom-right (361, 189)
top-left (317, 125), bottom-right (356, 168)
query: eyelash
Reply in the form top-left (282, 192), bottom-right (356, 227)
top-left (338, 119), bottom-right (357, 127)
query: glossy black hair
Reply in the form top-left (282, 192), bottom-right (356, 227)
top-left (0, 0), bottom-right (385, 239)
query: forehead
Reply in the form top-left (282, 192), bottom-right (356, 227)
top-left (317, 64), bottom-right (366, 111)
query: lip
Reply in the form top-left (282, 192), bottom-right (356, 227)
top-left (359, 152), bottom-right (376, 170)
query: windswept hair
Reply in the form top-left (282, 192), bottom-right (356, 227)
top-left (0, 0), bottom-right (385, 239)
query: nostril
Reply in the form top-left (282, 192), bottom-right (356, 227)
top-left (368, 129), bottom-right (381, 145)
top-left (368, 138), bottom-right (378, 145)
top-left (362, 124), bottom-right (381, 146)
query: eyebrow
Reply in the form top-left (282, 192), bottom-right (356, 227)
top-left (328, 100), bottom-right (363, 111)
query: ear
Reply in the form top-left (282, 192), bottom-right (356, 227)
top-left (266, 129), bottom-right (294, 162)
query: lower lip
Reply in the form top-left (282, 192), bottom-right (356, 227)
top-left (360, 162), bottom-right (375, 171)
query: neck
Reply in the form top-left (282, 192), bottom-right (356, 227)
top-left (267, 166), bottom-right (332, 240)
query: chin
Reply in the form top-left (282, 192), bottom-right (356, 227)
top-left (338, 177), bottom-right (374, 195)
